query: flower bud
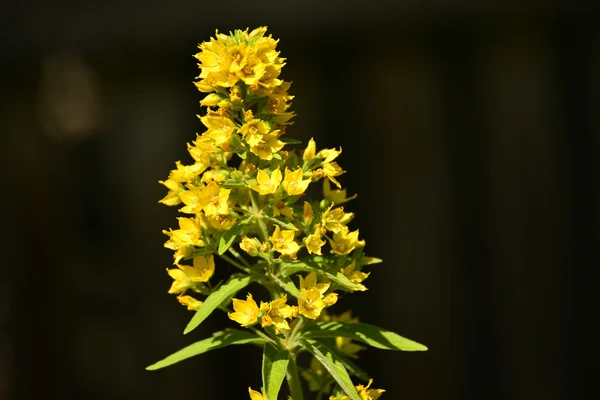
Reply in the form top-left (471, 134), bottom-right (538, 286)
top-left (303, 137), bottom-right (316, 162)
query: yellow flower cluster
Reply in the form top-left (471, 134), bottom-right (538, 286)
top-left (158, 27), bottom-right (388, 399)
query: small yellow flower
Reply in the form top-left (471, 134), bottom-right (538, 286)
top-left (158, 179), bottom-right (185, 206)
top-left (305, 224), bottom-right (326, 255)
top-left (329, 226), bottom-right (365, 255)
top-left (323, 161), bottom-right (345, 189)
top-left (356, 379), bottom-right (385, 399)
top-left (240, 119), bottom-right (271, 147)
top-left (298, 288), bottom-right (327, 320)
top-left (260, 295), bottom-right (298, 333)
top-left (299, 271), bottom-right (330, 294)
top-left (303, 201), bottom-right (313, 224)
top-left (166, 268), bottom-right (191, 294)
top-left (167, 161), bottom-right (207, 183)
top-left (321, 205), bottom-right (354, 234)
top-left (323, 179), bottom-right (357, 205)
top-left (273, 200), bottom-right (293, 220)
top-left (303, 137), bottom-right (316, 162)
top-left (250, 132), bottom-right (284, 160)
top-left (205, 214), bottom-right (237, 231)
top-left (248, 387), bottom-right (266, 400)
top-left (177, 295), bottom-right (203, 311)
top-left (317, 147), bottom-right (342, 164)
top-left (240, 236), bottom-right (262, 257)
top-left (178, 255), bottom-right (215, 282)
top-left (323, 292), bottom-right (338, 306)
top-left (341, 260), bottom-right (369, 291)
top-left (247, 168), bottom-right (282, 195)
top-left (229, 293), bottom-right (259, 327)
top-left (282, 167), bottom-right (311, 196)
top-left (197, 182), bottom-right (231, 216)
top-left (270, 225), bottom-right (301, 258)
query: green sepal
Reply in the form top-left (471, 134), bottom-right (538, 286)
top-left (304, 321), bottom-right (428, 351)
top-left (301, 339), bottom-right (360, 400)
top-left (262, 343), bottom-right (289, 400)
top-left (184, 274), bottom-right (253, 334)
top-left (146, 329), bottom-right (263, 370)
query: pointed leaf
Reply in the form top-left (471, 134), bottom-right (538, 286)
top-left (217, 217), bottom-right (251, 255)
top-left (304, 321), bottom-right (428, 351)
top-left (184, 274), bottom-right (253, 334)
top-left (271, 275), bottom-right (303, 299)
top-left (262, 343), bottom-right (289, 400)
top-left (328, 345), bottom-right (370, 381)
top-left (146, 329), bottom-right (263, 370)
top-left (301, 339), bottom-right (359, 400)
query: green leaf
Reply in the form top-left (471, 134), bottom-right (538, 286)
top-left (279, 137), bottom-right (303, 145)
top-left (184, 274), bottom-right (253, 334)
top-left (262, 343), bottom-right (289, 400)
top-left (271, 275), bottom-right (303, 299)
top-left (217, 217), bottom-right (251, 255)
top-left (328, 344), bottom-right (370, 381)
top-left (279, 260), bottom-right (363, 291)
top-left (146, 329), bottom-right (263, 370)
top-left (304, 321), bottom-right (428, 351)
top-left (301, 339), bottom-right (360, 400)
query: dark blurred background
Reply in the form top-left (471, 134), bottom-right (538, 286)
top-left (1, 1), bottom-right (597, 399)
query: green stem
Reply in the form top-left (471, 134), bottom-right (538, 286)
top-left (250, 190), bottom-right (270, 242)
top-left (228, 247), bottom-right (252, 269)
top-left (218, 253), bottom-right (252, 275)
top-left (286, 356), bottom-right (304, 400)
top-left (287, 316), bottom-right (305, 349)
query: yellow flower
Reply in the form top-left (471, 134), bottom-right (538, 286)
top-left (323, 292), bottom-right (338, 306)
top-left (240, 236), bottom-right (262, 257)
top-left (321, 205), bottom-right (354, 234)
top-left (177, 295), bottom-right (203, 311)
top-left (282, 167), bottom-right (311, 196)
top-left (270, 225), bottom-right (301, 258)
top-left (329, 226), bottom-right (365, 255)
top-left (240, 119), bottom-right (271, 147)
top-left (200, 169), bottom-right (228, 184)
top-left (340, 260), bottom-right (369, 291)
top-left (193, 182), bottom-right (231, 216)
top-left (317, 147), bottom-right (342, 164)
top-left (298, 288), bottom-right (327, 320)
top-left (159, 179), bottom-right (185, 206)
top-left (178, 255), bottom-right (215, 282)
top-left (247, 168), bottom-right (282, 195)
top-left (166, 268), bottom-right (191, 294)
top-left (205, 214), bottom-right (237, 231)
top-left (250, 132), bottom-right (284, 160)
top-left (260, 295), bottom-right (298, 333)
top-left (163, 217), bottom-right (204, 264)
top-left (356, 380), bottom-right (385, 399)
top-left (200, 115), bottom-right (235, 149)
top-left (303, 137), bottom-right (316, 162)
top-left (273, 200), bottom-right (293, 220)
top-left (299, 271), bottom-right (330, 294)
top-left (167, 161), bottom-right (207, 183)
top-left (303, 201), bottom-right (313, 224)
top-left (248, 387), bottom-right (266, 400)
top-left (305, 224), bottom-right (326, 255)
top-left (323, 179), bottom-right (357, 205)
top-left (323, 161), bottom-right (345, 189)
top-left (228, 293), bottom-right (259, 327)
top-left (335, 336), bottom-right (365, 359)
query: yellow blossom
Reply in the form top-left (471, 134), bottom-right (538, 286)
top-left (248, 387), bottom-right (266, 400)
top-left (178, 255), bottom-right (215, 282)
top-left (323, 161), bottom-right (345, 189)
top-left (250, 132), bottom-right (284, 160)
top-left (247, 168), bottom-right (282, 195)
top-left (228, 293), bottom-right (259, 327)
top-left (240, 236), bottom-right (262, 257)
top-left (323, 179), bottom-right (357, 205)
top-left (298, 288), bottom-right (327, 320)
top-left (177, 295), bottom-right (203, 311)
top-left (356, 380), bottom-right (385, 400)
top-left (240, 119), bottom-right (271, 147)
top-left (168, 161), bottom-right (207, 183)
top-left (200, 114), bottom-right (234, 149)
top-left (158, 179), bottom-right (185, 206)
top-left (205, 214), bottom-right (237, 231)
top-left (282, 167), bottom-right (311, 196)
top-left (317, 147), bottom-right (342, 164)
top-left (323, 292), bottom-right (338, 306)
top-left (163, 217), bottom-right (204, 264)
top-left (270, 225), bottom-right (300, 258)
top-left (341, 260), bottom-right (369, 291)
top-left (166, 268), bottom-right (191, 294)
top-left (305, 224), bottom-right (326, 255)
top-left (321, 205), bottom-right (354, 234)
top-left (200, 169), bottom-right (228, 184)
top-left (260, 295), bottom-right (298, 333)
top-left (303, 201), bottom-right (313, 224)
top-left (303, 137), bottom-right (316, 162)
top-left (299, 271), bottom-right (330, 294)
top-left (194, 182), bottom-right (231, 216)
top-left (329, 226), bottom-right (365, 255)
top-left (273, 200), bottom-right (293, 220)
